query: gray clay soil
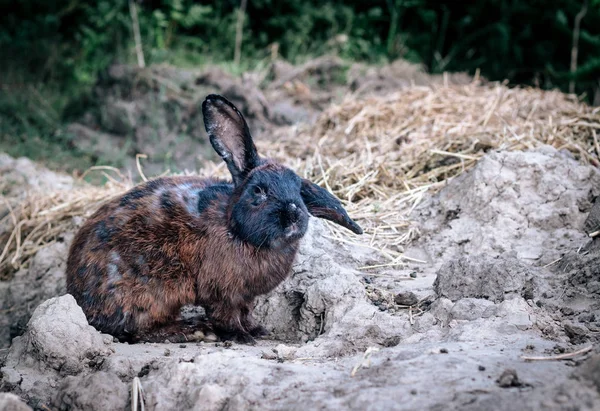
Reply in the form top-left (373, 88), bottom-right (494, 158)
top-left (2, 144), bottom-right (600, 411)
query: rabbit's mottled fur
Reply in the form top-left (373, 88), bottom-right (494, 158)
top-left (66, 94), bottom-right (362, 344)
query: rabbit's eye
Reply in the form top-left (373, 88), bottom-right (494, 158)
top-left (253, 186), bottom-right (266, 196)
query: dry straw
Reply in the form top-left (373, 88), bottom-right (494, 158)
top-left (1, 79), bottom-right (599, 279)
top-left (0, 168), bottom-right (133, 280)
top-left (261, 80), bottom-right (600, 265)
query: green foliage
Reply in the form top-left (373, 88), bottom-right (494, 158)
top-left (3, 1), bottom-right (598, 101)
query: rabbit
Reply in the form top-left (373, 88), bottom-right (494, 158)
top-left (66, 94), bottom-right (363, 344)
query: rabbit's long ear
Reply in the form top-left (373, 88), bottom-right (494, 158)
top-left (202, 94), bottom-right (261, 186)
top-left (300, 179), bottom-right (363, 235)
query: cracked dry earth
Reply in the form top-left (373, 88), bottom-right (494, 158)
top-left (2, 146), bottom-right (600, 411)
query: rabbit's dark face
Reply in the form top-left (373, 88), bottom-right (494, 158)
top-left (203, 93), bottom-right (363, 247)
top-left (231, 164), bottom-right (309, 249)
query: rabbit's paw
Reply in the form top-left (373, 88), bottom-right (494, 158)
top-left (249, 324), bottom-right (269, 337)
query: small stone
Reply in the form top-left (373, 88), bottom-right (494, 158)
top-left (478, 365), bottom-right (486, 371)
top-left (429, 298), bottom-right (454, 325)
top-left (564, 322), bottom-right (589, 344)
top-left (410, 389), bottom-right (417, 395)
top-left (440, 348), bottom-right (449, 354)
top-left (274, 344), bottom-right (298, 360)
top-left (496, 369), bottom-right (523, 388)
top-left (333, 388), bottom-right (345, 398)
top-left (542, 291), bottom-right (554, 299)
top-left (192, 331), bottom-right (205, 341)
top-left (394, 291), bottom-right (418, 306)
top-left (223, 341), bottom-right (233, 348)
top-left (164, 348), bottom-right (171, 356)
top-left (560, 307), bottom-right (575, 316)
top-left (410, 272), bottom-right (417, 278)
top-left (179, 344), bottom-right (187, 348)
top-left (138, 364), bottom-right (151, 377)
top-left (261, 351), bottom-right (277, 360)
top-left (578, 312), bottom-right (595, 323)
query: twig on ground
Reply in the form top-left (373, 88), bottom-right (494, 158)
top-left (542, 257), bottom-right (563, 268)
top-left (521, 345), bottom-right (593, 362)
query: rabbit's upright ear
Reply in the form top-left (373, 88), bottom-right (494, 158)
top-left (300, 179), bottom-right (363, 235)
top-left (202, 94), bottom-right (261, 186)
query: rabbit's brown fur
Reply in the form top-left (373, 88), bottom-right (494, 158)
top-left (66, 94), bottom-right (362, 344)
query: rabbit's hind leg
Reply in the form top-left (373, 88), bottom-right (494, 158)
top-left (130, 317), bottom-right (213, 343)
top-left (206, 301), bottom-right (256, 344)
top-left (240, 303), bottom-right (269, 338)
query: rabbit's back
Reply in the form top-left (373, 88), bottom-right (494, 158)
top-left (66, 176), bottom-right (232, 338)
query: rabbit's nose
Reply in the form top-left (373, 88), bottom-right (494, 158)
top-left (286, 202), bottom-right (300, 223)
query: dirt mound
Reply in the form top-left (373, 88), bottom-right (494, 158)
top-left (0, 241), bottom-right (71, 350)
top-left (347, 59), bottom-right (473, 97)
top-left (1, 295), bottom-right (115, 407)
top-left (0, 154), bottom-right (74, 199)
top-left (69, 63), bottom-right (283, 176)
top-left (3, 147), bottom-right (600, 410)
top-left (410, 147), bottom-right (600, 267)
top-left (64, 58), bottom-right (477, 178)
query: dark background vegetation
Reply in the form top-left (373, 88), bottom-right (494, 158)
top-left (1, 0), bottom-right (599, 170)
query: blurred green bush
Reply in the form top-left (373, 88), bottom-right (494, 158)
top-left (0, 0), bottom-right (598, 145)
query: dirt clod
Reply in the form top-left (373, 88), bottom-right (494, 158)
top-left (394, 292), bottom-right (419, 306)
top-left (55, 372), bottom-right (128, 411)
top-left (496, 369), bottom-right (523, 388)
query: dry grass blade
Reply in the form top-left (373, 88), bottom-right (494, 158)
top-left (131, 376), bottom-right (146, 411)
top-left (350, 346), bottom-right (380, 377)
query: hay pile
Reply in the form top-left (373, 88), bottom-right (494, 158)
top-left (262, 80), bottom-right (600, 267)
top-left (1, 80), bottom-right (599, 278)
top-left (0, 168), bottom-right (133, 280)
